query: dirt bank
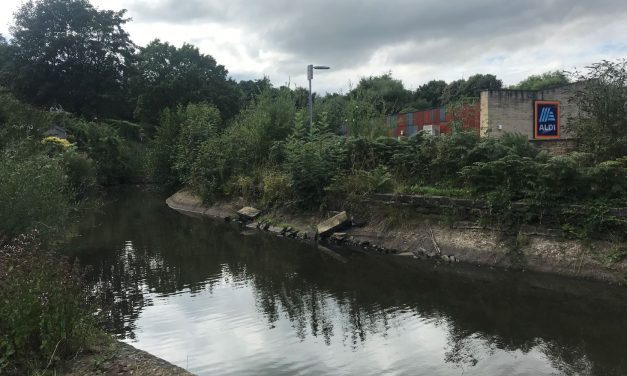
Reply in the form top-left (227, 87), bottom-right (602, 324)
top-left (166, 189), bottom-right (627, 285)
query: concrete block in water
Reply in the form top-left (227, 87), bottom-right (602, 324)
top-left (238, 206), bottom-right (261, 220)
top-left (317, 211), bottom-right (350, 237)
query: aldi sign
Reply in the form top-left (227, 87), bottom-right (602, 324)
top-left (534, 101), bottom-right (560, 139)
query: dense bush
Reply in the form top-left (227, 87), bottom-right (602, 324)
top-left (260, 169), bottom-right (293, 207)
top-left (62, 116), bottom-right (147, 184)
top-left (0, 234), bottom-right (97, 374)
top-left (570, 60), bottom-right (627, 162)
top-left (147, 107), bottom-right (183, 185)
top-left (0, 147), bottom-right (71, 241)
top-left (0, 90), bottom-right (50, 148)
top-left (62, 150), bottom-right (98, 200)
top-left (173, 103), bottom-right (220, 182)
top-left (326, 166), bottom-right (394, 200)
top-left (283, 134), bottom-right (346, 208)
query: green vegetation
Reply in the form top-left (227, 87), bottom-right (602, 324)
top-left (0, 234), bottom-right (99, 374)
top-left (0, 0), bottom-right (625, 371)
top-left (151, 89), bottom-right (626, 236)
top-left (570, 60), bottom-right (627, 162)
top-left (130, 40), bottom-right (240, 126)
top-left (0, 89), bottom-right (142, 373)
top-left (8, 0), bottom-right (135, 118)
top-left (510, 70), bottom-right (570, 91)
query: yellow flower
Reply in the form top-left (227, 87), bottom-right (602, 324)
top-left (41, 136), bottom-right (74, 150)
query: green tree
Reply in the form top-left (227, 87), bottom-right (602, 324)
top-left (570, 60), bottom-right (627, 161)
top-left (238, 77), bottom-right (272, 103)
top-left (350, 73), bottom-right (412, 114)
top-left (130, 39), bottom-right (241, 126)
top-left (415, 80), bottom-right (447, 108)
top-left (173, 103), bottom-right (221, 182)
top-left (344, 94), bottom-right (388, 138)
top-left (441, 74), bottom-right (502, 103)
top-left (512, 70), bottom-right (570, 90)
top-left (314, 93), bottom-right (348, 132)
top-left (8, 0), bottom-right (135, 117)
top-left (463, 74), bottom-right (502, 97)
top-left (0, 35), bottom-right (11, 79)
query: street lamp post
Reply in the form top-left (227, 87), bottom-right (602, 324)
top-left (307, 64), bottom-right (330, 129)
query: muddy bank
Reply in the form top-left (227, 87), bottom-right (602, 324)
top-left (166, 190), bottom-right (627, 285)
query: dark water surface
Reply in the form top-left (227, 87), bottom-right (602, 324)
top-left (62, 188), bottom-right (627, 376)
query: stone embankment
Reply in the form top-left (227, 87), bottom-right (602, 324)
top-left (166, 189), bottom-right (627, 285)
top-left (64, 340), bottom-right (193, 376)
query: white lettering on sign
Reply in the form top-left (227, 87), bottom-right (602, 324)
top-left (539, 124), bottom-right (556, 132)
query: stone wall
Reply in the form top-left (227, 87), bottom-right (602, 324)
top-left (480, 82), bottom-right (585, 140)
top-left (530, 139), bottom-right (578, 155)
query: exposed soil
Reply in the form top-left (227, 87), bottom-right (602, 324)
top-left (166, 189), bottom-right (627, 285)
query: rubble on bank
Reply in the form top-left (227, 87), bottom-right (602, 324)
top-left (166, 189), bottom-right (627, 285)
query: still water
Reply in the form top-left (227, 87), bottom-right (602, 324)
top-left (62, 188), bottom-right (627, 376)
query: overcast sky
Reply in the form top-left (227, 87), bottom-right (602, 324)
top-left (1, 0), bottom-right (627, 93)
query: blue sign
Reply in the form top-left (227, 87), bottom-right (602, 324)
top-left (535, 101), bottom-right (560, 138)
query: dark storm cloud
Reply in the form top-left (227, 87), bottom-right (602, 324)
top-left (126, 0), bottom-right (627, 80)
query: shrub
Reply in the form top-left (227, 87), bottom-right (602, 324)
top-left (188, 89), bottom-right (297, 201)
top-left (63, 118), bottom-right (131, 185)
top-left (0, 89), bottom-right (50, 148)
top-left (41, 136), bottom-right (73, 151)
top-left (62, 150), bottom-right (98, 200)
top-left (260, 169), bottom-right (293, 206)
top-left (172, 103), bottom-right (220, 183)
top-left (326, 165), bottom-right (394, 200)
top-left (570, 59), bottom-right (627, 162)
top-left (0, 234), bottom-right (98, 374)
top-left (226, 174), bottom-right (257, 202)
top-left (39, 137), bottom-right (98, 199)
top-left (460, 154), bottom-right (540, 200)
top-left (0, 147), bottom-right (70, 241)
top-left (586, 159), bottom-right (627, 201)
top-left (146, 107), bottom-right (182, 185)
top-left (284, 135), bottom-right (346, 208)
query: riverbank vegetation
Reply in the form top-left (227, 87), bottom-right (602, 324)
top-left (149, 60), bottom-right (627, 239)
top-left (0, 0), bottom-right (626, 373)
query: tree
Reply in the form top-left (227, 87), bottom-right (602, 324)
top-left (315, 93), bottom-right (348, 132)
top-left (130, 39), bottom-right (241, 126)
top-left (570, 60), bottom-right (627, 161)
top-left (440, 79), bottom-right (466, 104)
top-left (238, 77), bottom-right (272, 103)
top-left (463, 74), bottom-right (502, 97)
top-left (415, 80), bottom-right (447, 108)
top-left (0, 35), bottom-right (10, 77)
top-left (512, 71), bottom-right (570, 90)
top-left (441, 74), bottom-right (502, 104)
top-left (349, 73), bottom-right (412, 114)
top-left (8, 0), bottom-right (135, 117)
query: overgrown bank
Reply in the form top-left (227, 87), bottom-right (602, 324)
top-left (0, 89), bottom-right (153, 374)
top-left (150, 61), bottom-right (627, 249)
top-left (167, 190), bottom-right (627, 284)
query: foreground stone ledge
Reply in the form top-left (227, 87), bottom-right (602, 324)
top-left (65, 340), bottom-right (193, 375)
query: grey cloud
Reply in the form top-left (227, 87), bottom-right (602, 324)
top-left (124, 0), bottom-right (627, 84)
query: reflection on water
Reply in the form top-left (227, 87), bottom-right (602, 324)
top-left (63, 188), bottom-right (627, 376)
